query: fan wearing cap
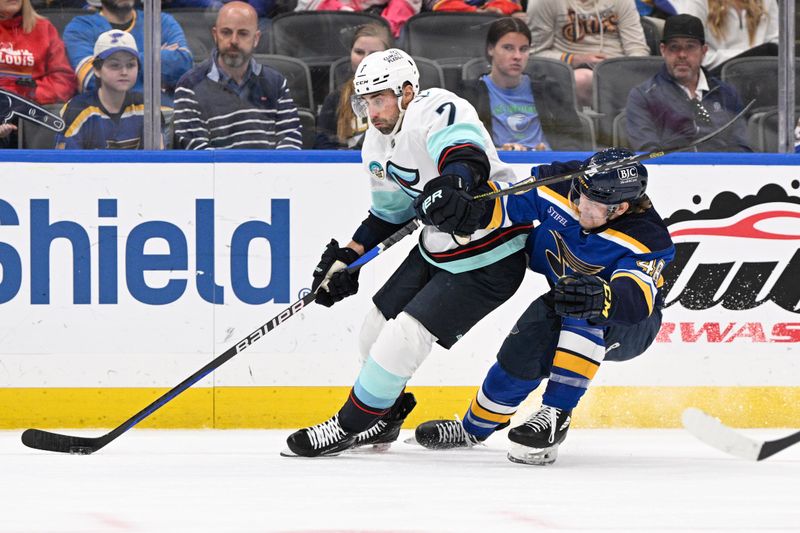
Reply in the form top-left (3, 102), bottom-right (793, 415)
top-left (56, 30), bottom-right (161, 149)
top-left (413, 148), bottom-right (676, 465)
top-left (625, 13), bottom-right (750, 153)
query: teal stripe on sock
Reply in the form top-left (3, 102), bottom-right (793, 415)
top-left (353, 356), bottom-right (409, 409)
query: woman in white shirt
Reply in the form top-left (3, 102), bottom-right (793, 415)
top-left (676, 0), bottom-right (778, 73)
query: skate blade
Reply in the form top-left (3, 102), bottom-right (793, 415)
top-left (348, 442), bottom-right (393, 454)
top-left (279, 447), bottom-right (344, 458)
top-left (403, 436), bottom-right (420, 446)
top-left (507, 443), bottom-right (558, 466)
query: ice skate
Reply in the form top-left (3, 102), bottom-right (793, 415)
top-left (353, 392), bottom-right (417, 452)
top-left (412, 417), bottom-right (488, 449)
top-left (282, 414), bottom-right (357, 457)
top-left (507, 405), bottom-right (571, 465)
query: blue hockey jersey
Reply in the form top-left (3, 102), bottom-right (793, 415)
top-left (507, 179), bottom-right (675, 326)
top-left (55, 91), bottom-right (160, 149)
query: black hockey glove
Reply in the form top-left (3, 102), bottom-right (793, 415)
top-left (553, 275), bottom-right (614, 321)
top-left (413, 175), bottom-right (485, 235)
top-left (531, 160), bottom-right (582, 180)
top-left (312, 239), bottom-right (361, 308)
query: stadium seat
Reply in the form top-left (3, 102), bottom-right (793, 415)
top-left (298, 108), bottom-right (316, 149)
top-left (640, 16), bottom-right (663, 56)
top-left (401, 12), bottom-right (501, 92)
top-left (253, 54), bottom-right (314, 111)
top-left (37, 8), bottom-right (87, 37)
top-left (328, 56), bottom-right (444, 94)
top-left (462, 56), bottom-right (595, 150)
top-left (592, 56), bottom-right (664, 147)
top-left (720, 57), bottom-right (800, 115)
top-left (163, 8), bottom-right (219, 64)
top-left (746, 106), bottom-right (800, 152)
top-left (270, 11), bottom-right (389, 63)
top-left (270, 12), bottom-right (390, 112)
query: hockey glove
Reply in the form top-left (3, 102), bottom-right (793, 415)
top-left (413, 175), bottom-right (485, 235)
top-left (553, 274), bottom-right (614, 321)
top-left (312, 239), bottom-right (361, 307)
top-left (531, 160), bottom-right (583, 180)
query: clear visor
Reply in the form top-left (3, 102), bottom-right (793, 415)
top-left (351, 94), bottom-right (369, 120)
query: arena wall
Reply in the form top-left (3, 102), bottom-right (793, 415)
top-left (0, 150), bottom-right (798, 429)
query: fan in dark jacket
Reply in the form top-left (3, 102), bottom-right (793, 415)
top-left (460, 17), bottom-right (589, 152)
top-left (625, 14), bottom-right (750, 153)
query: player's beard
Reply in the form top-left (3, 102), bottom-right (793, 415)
top-left (101, 0), bottom-right (134, 20)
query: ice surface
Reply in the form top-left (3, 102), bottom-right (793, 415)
top-left (2, 428), bottom-right (798, 532)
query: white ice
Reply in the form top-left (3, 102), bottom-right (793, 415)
top-left (2, 428), bottom-right (798, 532)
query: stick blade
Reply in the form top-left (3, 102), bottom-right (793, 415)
top-left (681, 408), bottom-right (761, 461)
top-left (21, 429), bottom-right (103, 455)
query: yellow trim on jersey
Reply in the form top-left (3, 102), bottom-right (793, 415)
top-left (64, 105), bottom-right (103, 137)
top-left (76, 58), bottom-right (95, 90)
top-left (612, 271), bottom-right (654, 314)
top-left (470, 396), bottom-right (513, 424)
top-left (538, 186), bottom-right (578, 217)
top-left (553, 350), bottom-right (600, 379)
top-left (486, 182), bottom-right (503, 230)
top-left (601, 228), bottom-right (651, 254)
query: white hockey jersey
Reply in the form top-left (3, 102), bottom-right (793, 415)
top-left (361, 88), bottom-right (532, 274)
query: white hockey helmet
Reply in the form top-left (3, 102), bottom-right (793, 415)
top-left (353, 49), bottom-right (420, 97)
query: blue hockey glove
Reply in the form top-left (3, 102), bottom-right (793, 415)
top-left (413, 175), bottom-right (485, 235)
top-left (553, 274), bottom-right (614, 321)
top-left (312, 239), bottom-right (360, 307)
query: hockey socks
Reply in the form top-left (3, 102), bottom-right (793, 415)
top-left (463, 362), bottom-right (542, 438)
top-left (542, 319), bottom-right (605, 411)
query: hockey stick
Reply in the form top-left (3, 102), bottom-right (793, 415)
top-left (0, 89), bottom-right (65, 132)
top-left (21, 219), bottom-right (421, 455)
top-left (682, 407), bottom-right (800, 461)
top-left (471, 99), bottom-right (755, 203)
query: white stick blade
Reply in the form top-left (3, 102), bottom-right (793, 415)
top-left (681, 408), bottom-right (762, 461)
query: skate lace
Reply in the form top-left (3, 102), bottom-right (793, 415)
top-left (356, 420), bottom-right (387, 443)
top-left (523, 406), bottom-right (560, 444)
top-left (437, 416), bottom-right (481, 447)
top-left (307, 415), bottom-right (348, 449)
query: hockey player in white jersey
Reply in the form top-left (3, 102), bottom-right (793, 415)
top-left (284, 49), bottom-right (533, 457)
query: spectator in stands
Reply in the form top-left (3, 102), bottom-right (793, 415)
top-left (315, 23), bottom-right (392, 149)
top-left (634, 0), bottom-right (676, 18)
top-left (674, 0), bottom-right (778, 75)
top-left (0, 0), bottom-right (77, 104)
top-left (173, 1), bottom-right (301, 150)
top-left (625, 14), bottom-right (750, 151)
top-left (423, 0), bottom-right (522, 16)
top-left (295, 0), bottom-right (419, 38)
top-left (461, 17), bottom-right (587, 151)
top-left (62, 0), bottom-right (193, 98)
top-left (56, 30), bottom-right (160, 149)
top-left (527, 0), bottom-right (651, 107)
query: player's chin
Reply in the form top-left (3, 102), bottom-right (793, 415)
top-left (374, 123), bottom-right (394, 134)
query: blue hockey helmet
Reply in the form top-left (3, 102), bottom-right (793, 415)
top-left (572, 148), bottom-right (648, 205)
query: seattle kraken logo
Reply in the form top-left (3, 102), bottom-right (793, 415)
top-left (386, 161), bottom-right (421, 195)
top-left (546, 230), bottom-right (604, 277)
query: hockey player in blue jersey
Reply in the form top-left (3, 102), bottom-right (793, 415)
top-left (414, 148), bottom-right (676, 465)
top-left (283, 49), bottom-right (533, 458)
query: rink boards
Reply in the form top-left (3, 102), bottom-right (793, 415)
top-left (0, 151), bottom-right (798, 429)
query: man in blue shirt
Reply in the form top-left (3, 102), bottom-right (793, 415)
top-left (63, 0), bottom-right (193, 98)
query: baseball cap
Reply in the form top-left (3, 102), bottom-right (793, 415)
top-left (661, 14), bottom-right (706, 44)
top-left (94, 30), bottom-right (139, 61)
